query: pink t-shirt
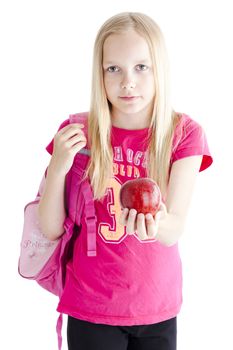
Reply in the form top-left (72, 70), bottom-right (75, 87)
top-left (46, 113), bottom-right (213, 325)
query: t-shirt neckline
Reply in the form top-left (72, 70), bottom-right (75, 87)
top-left (111, 125), bottom-right (150, 133)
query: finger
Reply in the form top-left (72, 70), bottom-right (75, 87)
top-left (154, 212), bottom-right (161, 237)
top-left (119, 208), bottom-right (129, 226)
top-left (55, 124), bottom-right (84, 141)
top-left (66, 133), bottom-right (87, 148)
top-left (145, 213), bottom-right (157, 239)
top-left (57, 123), bottom-right (84, 135)
top-left (73, 140), bottom-right (88, 153)
top-left (158, 202), bottom-right (167, 219)
top-left (126, 209), bottom-right (137, 235)
top-left (136, 213), bottom-right (148, 240)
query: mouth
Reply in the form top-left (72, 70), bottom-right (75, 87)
top-left (119, 96), bottom-right (140, 101)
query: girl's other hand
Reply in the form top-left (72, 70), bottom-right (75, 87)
top-left (49, 124), bottom-right (87, 176)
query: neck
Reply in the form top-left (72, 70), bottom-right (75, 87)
top-left (111, 109), bottom-right (152, 130)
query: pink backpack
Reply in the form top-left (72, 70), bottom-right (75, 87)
top-left (18, 112), bottom-right (97, 349)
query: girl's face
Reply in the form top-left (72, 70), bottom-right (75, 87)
top-left (102, 29), bottom-right (155, 128)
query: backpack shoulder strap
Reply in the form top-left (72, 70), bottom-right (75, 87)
top-left (68, 112), bottom-right (97, 257)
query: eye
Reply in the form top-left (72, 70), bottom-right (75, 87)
top-left (136, 64), bottom-right (148, 71)
top-left (106, 66), bottom-right (120, 73)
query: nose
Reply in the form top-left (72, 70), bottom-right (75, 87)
top-left (121, 81), bottom-right (136, 89)
top-left (120, 72), bottom-right (136, 89)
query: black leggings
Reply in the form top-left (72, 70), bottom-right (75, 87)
top-left (67, 315), bottom-right (177, 350)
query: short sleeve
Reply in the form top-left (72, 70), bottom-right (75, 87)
top-left (45, 119), bottom-right (69, 155)
top-left (171, 114), bottom-right (213, 172)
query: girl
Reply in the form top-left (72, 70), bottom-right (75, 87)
top-left (38, 12), bottom-right (213, 350)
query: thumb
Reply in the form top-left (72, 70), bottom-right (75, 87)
top-left (156, 202), bottom-right (168, 219)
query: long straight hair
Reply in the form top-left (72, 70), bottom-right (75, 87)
top-left (85, 12), bottom-right (180, 200)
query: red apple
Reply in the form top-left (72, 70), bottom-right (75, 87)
top-left (119, 178), bottom-right (162, 216)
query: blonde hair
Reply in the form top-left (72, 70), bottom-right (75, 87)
top-left (85, 12), bottom-right (180, 200)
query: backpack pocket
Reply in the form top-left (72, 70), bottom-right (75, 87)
top-left (18, 199), bottom-right (61, 280)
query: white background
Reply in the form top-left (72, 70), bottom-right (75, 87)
top-left (1, 0), bottom-right (232, 349)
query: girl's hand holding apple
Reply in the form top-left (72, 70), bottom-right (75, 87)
top-left (119, 202), bottom-right (167, 241)
top-left (119, 178), bottom-right (167, 240)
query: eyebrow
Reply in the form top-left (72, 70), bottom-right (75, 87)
top-left (103, 59), bottom-right (150, 65)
